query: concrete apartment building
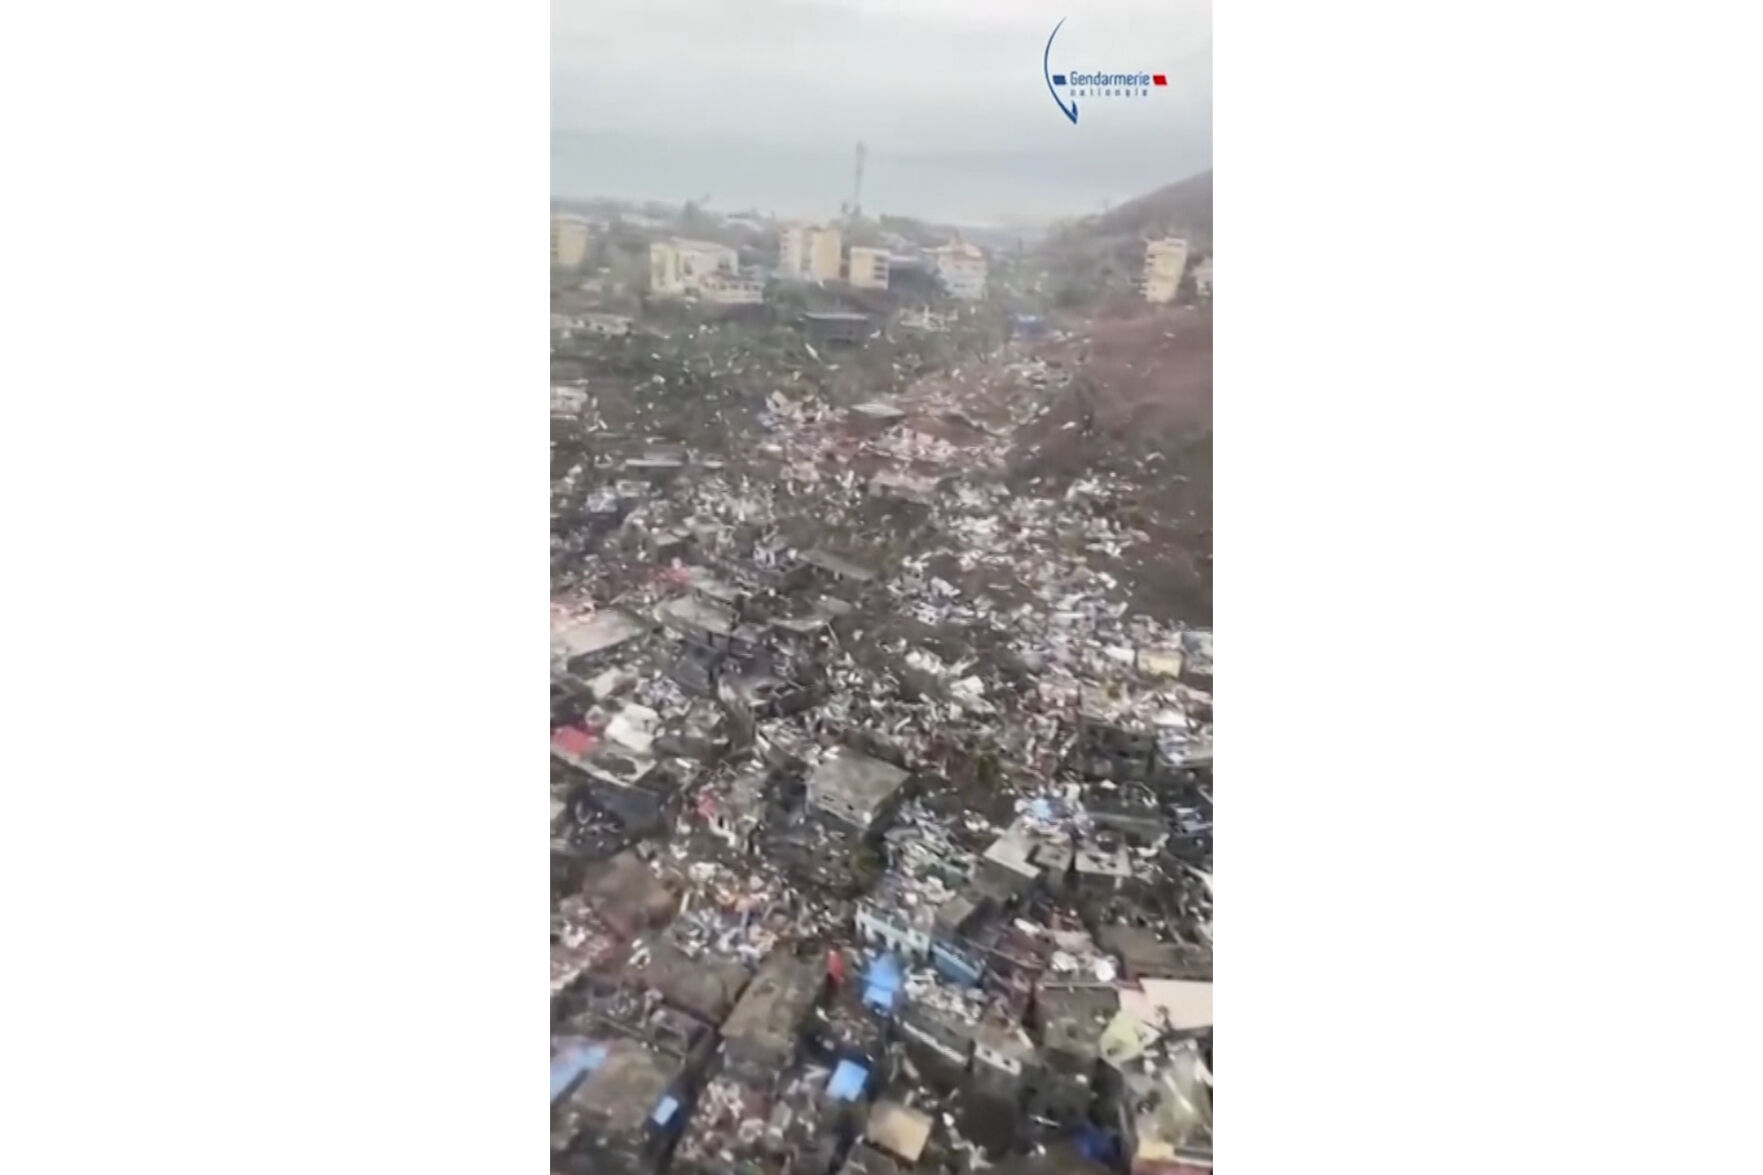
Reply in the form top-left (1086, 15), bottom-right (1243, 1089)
top-left (649, 238), bottom-right (739, 298)
top-left (847, 246), bottom-right (890, 290)
top-left (931, 241), bottom-right (988, 301)
top-left (696, 272), bottom-right (764, 305)
top-left (552, 214), bottom-right (592, 270)
top-left (1142, 237), bottom-right (1191, 304)
top-left (779, 223), bottom-right (843, 283)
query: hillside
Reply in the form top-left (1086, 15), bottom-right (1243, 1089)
top-left (1011, 310), bottom-right (1213, 623)
top-left (1037, 169), bottom-right (1212, 308)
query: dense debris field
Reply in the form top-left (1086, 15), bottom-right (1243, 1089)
top-left (550, 308), bottom-right (1212, 1175)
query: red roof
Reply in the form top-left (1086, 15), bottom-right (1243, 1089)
top-left (552, 726), bottom-right (596, 756)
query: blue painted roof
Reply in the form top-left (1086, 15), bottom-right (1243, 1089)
top-left (828, 1059), bottom-right (869, 1102)
top-left (862, 952), bottom-right (905, 1011)
top-left (865, 952), bottom-right (903, 990)
top-left (550, 1041), bottom-right (609, 1103)
top-left (651, 1095), bottom-right (681, 1126)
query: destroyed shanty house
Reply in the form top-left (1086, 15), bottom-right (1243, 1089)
top-left (896, 984), bottom-right (979, 1072)
top-left (1072, 838), bottom-right (1135, 897)
top-left (863, 1099), bottom-right (935, 1167)
top-left (675, 1058), bottom-right (866, 1175)
top-left (978, 816), bottom-right (1075, 900)
top-left (1096, 924), bottom-right (1210, 982)
top-left (1071, 689), bottom-right (1161, 782)
top-left (799, 310), bottom-right (870, 345)
top-left (868, 468), bottom-right (943, 508)
top-left (794, 547), bottom-right (878, 602)
top-left (552, 901), bottom-right (629, 1015)
top-left (718, 949), bottom-right (827, 1082)
top-left (670, 1076), bottom-right (771, 1175)
top-left (695, 766), bottom-right (770, 850)
top-left (971, 1019), bottom-right (1037, 1097)
top-left (550, 1037), bottom-right (687, 1175)
top-left (576, 853), bottom-right (679, 939)
top-left (623, 449), bottom-right (688, 487)
top-left (840, 1142), bottom-right (907, 1175)
top-left (553, 385), bottom-right (590, 418)
top-left (1030, 983), bottom-right (1121, 1124)
top-left (1115, 1037), bottom-right (1213, 1175)
top-left (853, 873), bottom-right (939, 960)
top-left (552, 705), bottom-right (682, 838)
top-left (809, 975), bottom-right (889, 1067)
top-left (846, 400), bottom-right (907, 433)
top-left (583, 312), bottom-right (635, 337)
top-left (552, 230), bottom-right (1216, 1169)
top-left (625, 937), bottom-right (754, 1027)
top-left (852, 841), bottom-right (989, 986)
top-left (1099, 979), bottom-right (1214, 1072)
top-left (554, 608), bottom-right (650, 673)
top-left (806, 749), bottom-right (910, 834)
top-left (555, 978), bottom-right (718, 1068)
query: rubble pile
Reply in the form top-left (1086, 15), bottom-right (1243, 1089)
top-left (552, 314), bottom-right (1212, 1175)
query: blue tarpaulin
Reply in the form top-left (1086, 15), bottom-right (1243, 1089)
top-left (1077, 1126), bottom-right (1121, 1164)
top-left (550, 1041), bottom-right (609, 1103)
top-left (862, 953), bottom-right (903, 1012)
top-left (827, 1059), bottom-right (869, 1102)
top-left (651, 1095), bottom-right (681, 1127)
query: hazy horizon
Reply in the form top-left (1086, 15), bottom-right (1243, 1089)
top-left (552, 0), bottom-right (1211, 225)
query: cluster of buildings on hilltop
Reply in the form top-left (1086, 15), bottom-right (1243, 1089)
top-left (1140, 237), bottom-right (1212, 305)
top-left (553, 208), bottom-right (995, 315)
top-left (774, 221), bottom-right (991, 302)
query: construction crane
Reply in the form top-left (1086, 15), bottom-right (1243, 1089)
top-left (850, 140), bottom-right (866, 222)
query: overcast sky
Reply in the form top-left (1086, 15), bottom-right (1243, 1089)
top-left (552, 0), bottom-right (1211, 224)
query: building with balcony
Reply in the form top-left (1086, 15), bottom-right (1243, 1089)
top-left (780, 223), bottom-right (844, 283)
top-left (1142, 237), bottom-right (1190, 304)
top-left (552, 214), bottom-right (592, 269)
top-left (847, 245), bottom-right (890, 290)
top-left (649, 238), bottom-right (740, 298)
top-left (931, 240), bottom-right (988, 300)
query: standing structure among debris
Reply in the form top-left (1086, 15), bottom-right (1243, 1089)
top-left (550, 1037), bottom-right (685, 1175)
top-left (552, 213), bottom-right (591, 269)
top-left (800, 311), bottom-right (870, 345)
top-left (780, 223), bottom-right (844, 283)
top-left (931, 239), bottom-right (988, 300)
top-left (554, 609), bottom-right (650, 674)
top-left (718, 949), bottom-right (827, 1082)
top-left (863, 1100), bottom-right (935, 1166)
top-left (806, 750), bottom-right (910, 833)
top-left (650, 238), bottom-right (740, 298)
top-left (847, 245), bottom-right (890, 290)
top-left (1142, 237), bottom-right (1191, 304)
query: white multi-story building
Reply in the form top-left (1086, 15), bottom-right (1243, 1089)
top-left (847, 246), bottom-right (890, 290)
top-left (649, 238), bottom-right (739, 298)
top-left (697, 272), bottom-right (765, 305)
top-left (779, 223), bottom-right (843, 283)
top-left (931, 241), bottom-right (988, 301)
top-left (551, 214), bottom-right (591, 270)
top-left (1142, 237), bottom-right (1191, 304)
